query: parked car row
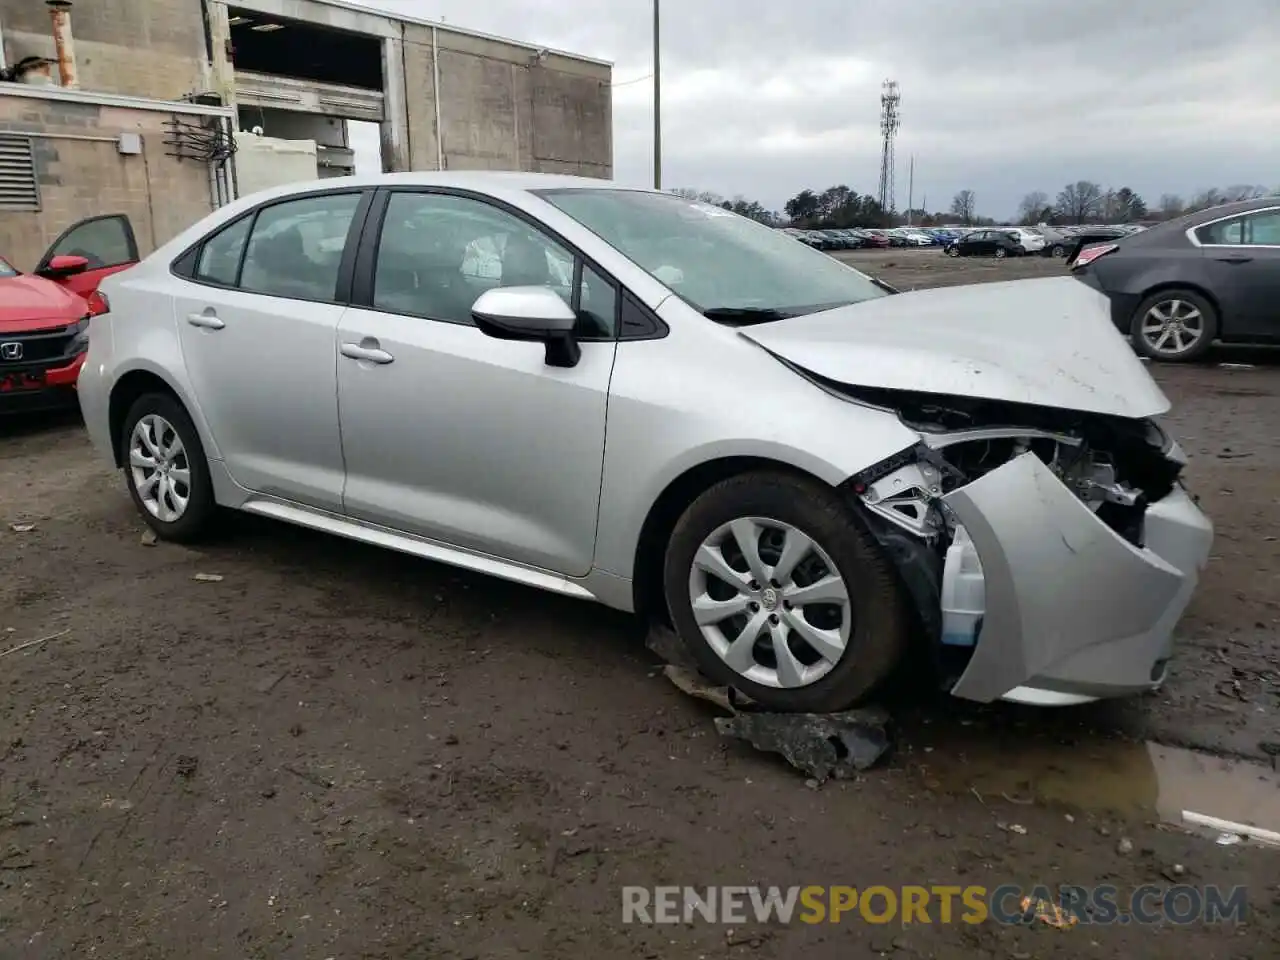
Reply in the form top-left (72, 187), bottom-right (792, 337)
top-left (784, 222), bottom-right (1150, 261)
top-left (782, 226), bottom-right (952, 250)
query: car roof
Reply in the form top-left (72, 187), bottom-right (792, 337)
top-left (265, 171), bottom-right (639, 200)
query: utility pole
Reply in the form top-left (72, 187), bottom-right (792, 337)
top-left (906, 156), bottom-right (915, 226)
top-left (877, 79), bottom-right (900, 214)
top-left (652, 0), bottom-right (662, 190)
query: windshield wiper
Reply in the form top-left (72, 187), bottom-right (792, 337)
top-left (702, 300), bottom-right (865, 326)
top-left (701, 306), bottom-right (798, 326)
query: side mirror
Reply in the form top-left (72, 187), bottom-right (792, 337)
top-left (39, 254), bottom-right (90, 278)
top-left (471, 286), bottom-right (581, 368)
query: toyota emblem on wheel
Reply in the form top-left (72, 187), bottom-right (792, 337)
top-left (0, 342), bottom-right (22, 361)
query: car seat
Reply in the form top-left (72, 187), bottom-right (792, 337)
top-left (500, 232), bottom-right (552, 287)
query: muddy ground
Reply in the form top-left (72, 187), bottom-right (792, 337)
top-left (1, 249), bottom-right (1277, 958)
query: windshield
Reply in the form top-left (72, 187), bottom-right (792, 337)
top-left (535, 188), bottom-right (887, 321)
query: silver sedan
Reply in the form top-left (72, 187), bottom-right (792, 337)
top-left (77, 172), bottom-right (1212, 711)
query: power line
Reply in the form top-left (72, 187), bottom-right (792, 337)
top-left (610, 72), bottom-right (653, 87)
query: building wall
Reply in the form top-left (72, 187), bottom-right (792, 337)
top-left (0, 0), bottom-right (208, 101)
top-left (0, 0), bottom-right (613, 234)
top-left (400, 24), bottom-right (612, 178)
top-left (0, 95), bottom-right (215, 270)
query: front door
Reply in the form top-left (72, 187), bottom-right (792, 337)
top-left (172, 189), bottom-right (368, 511)
top-left (35, 213), bottom-right (139, 306)
top-left (1197, 208), bottom-right (1280, 341)
top-left (336, 189), bottom-right (619, 576)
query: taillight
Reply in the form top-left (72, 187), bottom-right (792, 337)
top-left (1071, 243), bottom-right (1118, 269)
top-left (85, 290), bottom-right (110, 315)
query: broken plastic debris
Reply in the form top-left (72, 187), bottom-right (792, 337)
top-left (141, 529), bottom-right (158, 546)
top-left (1019, 896), bottom-right (1078, 929)
top-left (192, 573), bottom-right (224, 582)
top-left (9, 522), bottom-right (35, 533)
top-left (647, 623), bottom-right (892, 780)
top-left (715, 709), bottom-right (892, 781)
top-left (663, 665), bottom-right (737, 712)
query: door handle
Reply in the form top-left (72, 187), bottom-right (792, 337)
top-left (340, 342), bottom-right (395, 364)
top-left (186, 312), bottom-right (225, 330)
top-left (1215, 255), bottom-right (1252, 264)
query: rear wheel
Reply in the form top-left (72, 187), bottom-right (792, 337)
top-left (120, 393), bottom-right (216, 542)
top-left (1051, 243), bottom-right (1066, 257)
top-left (994, 247), bottom-right (1007, 259)
top-left (1130, 288), bottom-right (1218, 362)
top-left (663, 472), bottom-right (908, 712)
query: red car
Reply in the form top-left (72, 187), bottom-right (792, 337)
top-left (0, 214), bottom-right (138, 414)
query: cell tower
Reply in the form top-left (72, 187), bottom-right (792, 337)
top-left (878, 79), bottom-right (901, 213)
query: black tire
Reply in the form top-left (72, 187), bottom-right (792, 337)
top-left (120, 392), bottom-right (217, 542)
top-left (1129, 288), bottom-right (1218, 363)
top-left (946, 246), bottom-right (960, 257)
top-left (662, 472), bottom-right (909, 712)
top-left (994, 247), bottom-right (1007, 259)
top-left (1051, 243), bottom-right (1066, 257)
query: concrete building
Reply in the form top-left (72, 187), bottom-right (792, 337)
top-left (0, 0), bottom-right (613, 268)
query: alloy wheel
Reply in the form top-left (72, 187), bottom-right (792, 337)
top-left (1140, 299), bottom-right (1205, 357)
top-left (687, 517), bottom-right (852, 689)
top-left (129, 414), bottom-right (191, 522)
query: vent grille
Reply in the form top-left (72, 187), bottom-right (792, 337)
top-left (0, 135), bottom-right (40, 211)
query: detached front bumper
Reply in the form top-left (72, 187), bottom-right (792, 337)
top-left (942, 451), bottom-right (1212, 704)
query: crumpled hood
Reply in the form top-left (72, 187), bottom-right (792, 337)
top-left (741, 276), bottom-right (1170, 419)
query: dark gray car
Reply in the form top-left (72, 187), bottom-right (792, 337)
top-left (1071, 197), bottom-right (1280, 361)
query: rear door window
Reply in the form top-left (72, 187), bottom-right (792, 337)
top-left (195, 215), bottom-right (253, 287)
top-left (237, 193), bottom-right (362, 302)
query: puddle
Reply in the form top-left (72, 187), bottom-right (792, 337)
top-left (905, 733), bottom-right (1280, 846)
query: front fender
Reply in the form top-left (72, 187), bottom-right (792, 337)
top-left (591, 307), bottom-right (921, 580)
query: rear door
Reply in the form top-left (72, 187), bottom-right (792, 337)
top-left (170, 188), bottom-right (371, 511)
top-left (1195, 207), bottom-right (1280, 341)
top-left (35, 214), bottom-right (139, 307)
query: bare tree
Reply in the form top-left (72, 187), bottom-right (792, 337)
top-left (670, 187), bottom-right (725, 205)
top-left (1055, 181), bottom-right (1103, 224)
top-left (1158, 194), bottom-right (1185, 218)
top-left (1189, 188), bottom-right (1224, 212)
top-left (950, 189), bottom-right (977, 225)
top-left (1222, 184), bottom-right (1269, 202)
top-left (1017, 191), bottom-right (1049, 224)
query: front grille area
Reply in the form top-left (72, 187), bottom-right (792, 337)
top-left (0, 324), bottom-right (79, 367)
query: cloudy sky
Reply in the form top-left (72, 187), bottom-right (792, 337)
top-left (347, 0), bottom-right (1279, 219)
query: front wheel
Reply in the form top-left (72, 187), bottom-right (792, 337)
top-left (1130, 289), bottom-right (1218, 362)
top-left (1051, 243), bottom-right (1066, 257)
top-left (662, 472), bottom-right (908, 712)
top-left (120, 393), bottom-right (217, 542)
top-left (946, 246), bottom-right (960, 257)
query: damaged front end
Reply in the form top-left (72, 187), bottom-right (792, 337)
top-left (839, 386), bottom-right (1213, 705)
